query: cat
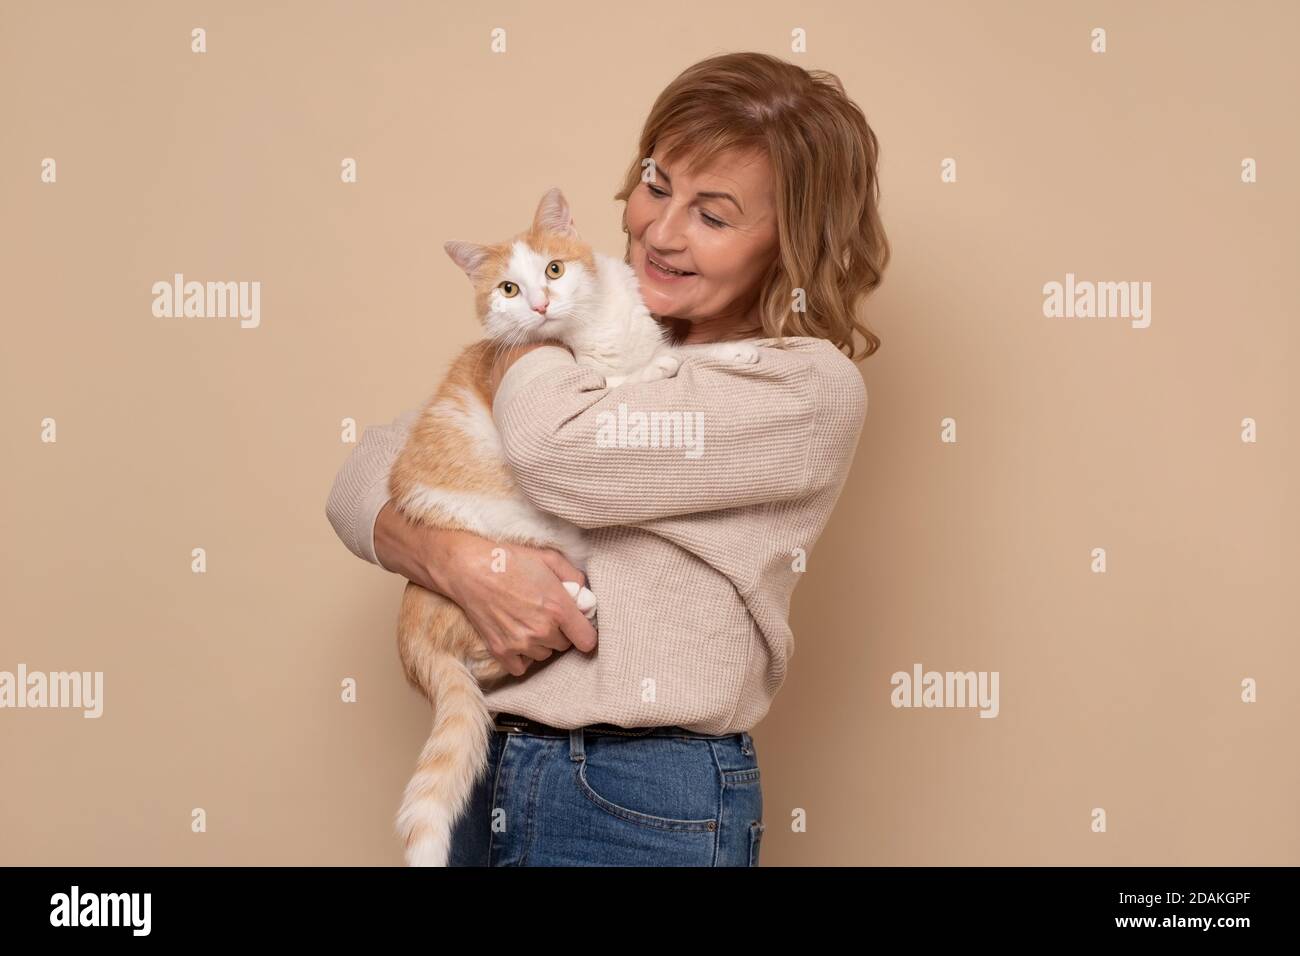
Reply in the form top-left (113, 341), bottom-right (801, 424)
top-left (390, 186), bottom-right (759, 866)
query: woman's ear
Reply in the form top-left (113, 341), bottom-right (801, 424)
top-left (444, 240), bottom-right (490, 277)
top-left (533, 186), bottom-right (580, 239)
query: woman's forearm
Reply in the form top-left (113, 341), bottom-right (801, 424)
top-left (372, 498), bottom-right (597, 672)
top-left (490, 340), bottom-right (561, 396)
top-left (324, 408), bottom-right (421, 564)
top-left (373, 499), bottom-right (462, 599)
top-left (487, 338), bottom-right (864, 528)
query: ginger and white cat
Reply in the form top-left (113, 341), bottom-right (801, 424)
top-left (390, 187), bottom-right (758, 866)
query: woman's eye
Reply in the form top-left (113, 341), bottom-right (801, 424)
top-left (499, 281), bottom-right (518, 297)
top-left (546, 260), bottom-right (565, 278)
top-left (646, 181), bottom-right (725, 228)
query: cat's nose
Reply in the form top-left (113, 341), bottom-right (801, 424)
top-left (534, 300), bottom-right (549, 316)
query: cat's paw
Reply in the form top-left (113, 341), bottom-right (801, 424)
top-left (562, 580), bottom-right (599, 621)
top-left (703, 342), bottom-right (760, 364)
top-left (636, 353), bottom-right (682, 382)
top-left (604, 353), bottom-right (681, 388)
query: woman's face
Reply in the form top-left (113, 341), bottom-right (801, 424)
top-left (625, 143), bottom-right (780, 336)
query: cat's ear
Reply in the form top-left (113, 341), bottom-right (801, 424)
top-left (444, 240), bottom-right (491, 277)
top-left (533, 186), bottom-right (580, 239)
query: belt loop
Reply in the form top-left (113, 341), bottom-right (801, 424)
top-left (569, 727), bottom-right (585, 762)
top-left (740, 731), bottom-right (753, 755)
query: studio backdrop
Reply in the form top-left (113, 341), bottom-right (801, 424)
top-left (2, 0), bottom-right (1296, 865)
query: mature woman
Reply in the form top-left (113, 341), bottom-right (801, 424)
top-left (325, 51), bottom-right (888, 866)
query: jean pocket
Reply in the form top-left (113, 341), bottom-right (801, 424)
top-left (573, 738), bottom-right (719, 832)
top-left (748, 820), bottom-right (766, 866)
top-left (725, 734), bottom-right (761, 786)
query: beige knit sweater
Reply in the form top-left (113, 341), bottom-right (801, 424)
top-left (325, 336), bottom-right (866, 734)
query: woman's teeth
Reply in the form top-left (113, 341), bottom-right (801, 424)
top-left (650, 257), bottom-right (693, 276)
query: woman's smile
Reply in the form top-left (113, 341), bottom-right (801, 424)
top-left (643, 250), bottom-right (697, 282)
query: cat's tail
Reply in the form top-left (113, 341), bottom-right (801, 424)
top-left (395, 653), bottom-right (494, 867)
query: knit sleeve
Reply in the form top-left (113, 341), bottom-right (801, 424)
top-left (490, 339), bottom-right (866, 529)
top-left (325, 408), bottom-right (420, 567)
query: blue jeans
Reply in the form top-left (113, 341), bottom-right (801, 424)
top-left (447, 723), bottom-right (766, 866)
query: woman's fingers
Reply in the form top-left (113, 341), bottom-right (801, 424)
top-left (535, 547), bottom-right (587, 590)
top-left (456, 539), bottom-right (598, 676)
top-left (553, 587), bottom-right (598, 653)
top-left (561, 580), bottom-right (598, 619)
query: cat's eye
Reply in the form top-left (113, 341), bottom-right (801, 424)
top-left (498, 281), bottom-right (519, 297)
top-left (546, 260), bottom-right (565, 279)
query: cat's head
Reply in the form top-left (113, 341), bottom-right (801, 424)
top-left (444, 188), bottom-right (600, 345)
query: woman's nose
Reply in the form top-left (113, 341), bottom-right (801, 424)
top-left (646, 200), bottom-right (687, 248)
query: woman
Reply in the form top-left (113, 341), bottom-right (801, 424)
top-left (325, 51), bottom-right (888, 866)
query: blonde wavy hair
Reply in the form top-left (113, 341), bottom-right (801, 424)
top-left (614, 51), bottom-right (890, 362)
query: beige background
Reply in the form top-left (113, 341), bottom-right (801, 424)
top-left (2, 0), bottom-right (1296, 865)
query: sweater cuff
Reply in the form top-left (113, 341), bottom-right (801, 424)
top-left (491, 345), bottom-right (577, 421)
top-left (360, 480), bottom-right (393, 569)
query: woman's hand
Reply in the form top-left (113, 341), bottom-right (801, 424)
top-left (374, 500), bottom-right (597, 677)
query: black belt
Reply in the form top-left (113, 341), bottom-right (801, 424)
top-left (492, 711), bottom-right (734, 739)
